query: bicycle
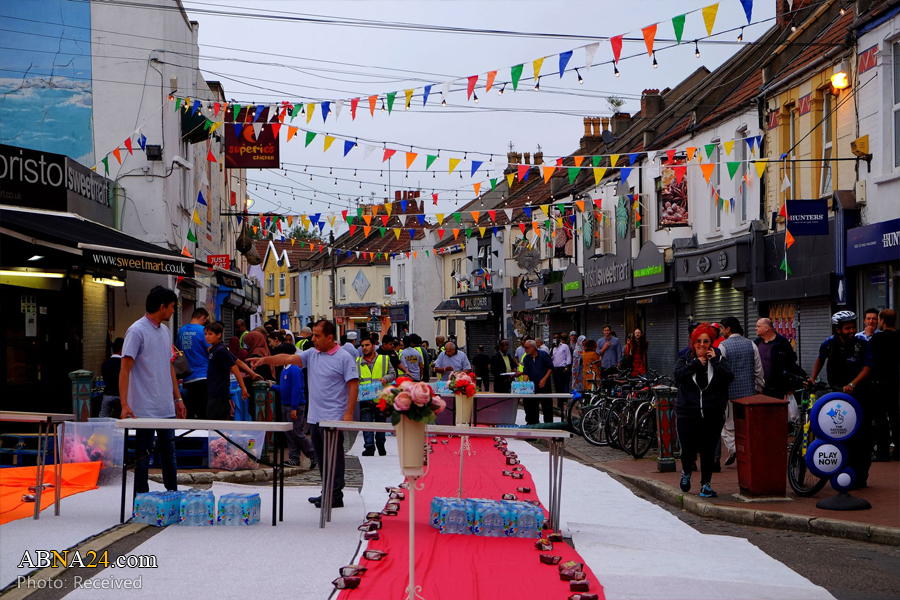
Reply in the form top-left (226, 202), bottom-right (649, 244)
top-left (783, 372), bottom-right (841, 497)
top-left (564, 360), bottom-right (604, 435)
top-left (578, 373), bottom-right (624, 447)
top-left (631, 376), bottom-right (675, 459)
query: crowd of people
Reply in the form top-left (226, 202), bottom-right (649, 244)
top-left (109, 286), bottom-right (897, 507)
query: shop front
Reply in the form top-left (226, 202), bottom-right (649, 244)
top-left (847, 218), bottom-right (899, 312)
top-left (583, 249), bottom-right (631, 342)
top-left (334, 303), bottom-right (376, 339)
top-left (453, 292), bottom-right (502, 357)
top-left (674, 237), bottom-right (754, 330)
top-left (626, 242), bottom-right (679, 376)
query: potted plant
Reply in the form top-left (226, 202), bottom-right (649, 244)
top-left (376, 377), bottom-right (446, 476)
top-left (448, 371), bottom-right (477, 426)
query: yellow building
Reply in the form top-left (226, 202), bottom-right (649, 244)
top-left (260, 240), bottom-right (292, 327)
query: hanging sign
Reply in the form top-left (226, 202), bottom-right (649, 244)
top-left (208, 254), bottom-right (231, 270)
top-left (785, 199), bottom-right (828, 236)
top-left (224, 106), bottom-right (280, 169)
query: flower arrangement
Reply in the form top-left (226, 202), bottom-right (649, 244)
top-left (208, 437), bottom-right (260, 471)
top-left (376, 377), bottom-right (446, 425)
top-left (448, 371), bottom-right (476, 397)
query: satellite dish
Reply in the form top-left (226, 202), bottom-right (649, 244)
top-left (601, 130), bottom-right (617, 145)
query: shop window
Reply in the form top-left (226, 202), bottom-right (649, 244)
top-left (893, 42), bottom-right (900, 168)
top-left (279, 272), bottom-right (286, 296)
top-left (820, 92), bottom-right (833, 197)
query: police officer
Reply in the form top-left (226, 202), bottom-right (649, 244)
top-left (808, 311), bottom-right (875, 488)
top-left (357, 337), bottom-right (396, 456)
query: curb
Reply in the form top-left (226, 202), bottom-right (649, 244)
top-left (149, 466), bottom-right (307, 486)
top-left (535, 440), bottom-right (900, 547)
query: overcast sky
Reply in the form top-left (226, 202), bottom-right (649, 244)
top-left (192, 0), bottom-right (776, 219)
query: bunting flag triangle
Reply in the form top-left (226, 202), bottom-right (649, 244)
top-left (404, 89), bottom-right (414, 110)
top-left (426, 154), bottom-right (437, 170)
top-left (479, 226), bottom-right (487, 238)
top-left (192, 210), bottom-right (202, 225)
top-left (453, 228), bottom-right (460, 240)
top-left (406, 152), bottom-right (418, 169)
top-left (740, 0), bottom-right (753, 23)
top-left (470, 160), bottom-right (483, 177)
top-left (504, 208), bottom-right (513, 221)
top-left (779, 202), bottom-right (787, 217)
top-left (393, 228), bottom-right (402, 240)
top-left (182, 246), bottom-right (192, 258)
top-left (558, 51), bottom-right (573, 78)
top-left (334, 99), bottom-right (344, 120)
top-left (610, 154), bottom-right (620, 167)
top-left (385, 202), bottom-right (393, 216)
top-left (112, 147), bottom-right (122, 164)
top-left (432, 193), bottom-right (438, 205)
top-left (383, 148), bottom-right (397, 162)
top-left (363, 214), bottom-right (372, 226)
top-left (453, 213), bottom-right (462, 224)
top-left (488, 210), bottom-right (496, 222)
top-left (209, 121), bottom-right (222, 134)
top-left (368, 95), bottom-right (378, 117)
top-left (364, 226), bottom-right (372, 237)
top-left (673, 166), bottom-right (687, 184)
top-left (701, 163), bottom-right (716, 183)
top-left (593, 167), bottom-right (607, 184)
top-left (754, 159), bottom-right (768, 179)
top-left (518, 222), bottom-right (527, 234)
top-left (672, 14), bottom-right (686, 43)
top-left (727, 162), bottom-right (741, 180)
top-left (291, 238), bottom-right (295, 247)
top-left (138, 134), bottom-right (147, 151)
top-left (252, 225), bottom-right (258, 235)
top-left (523, 207), bottom-right (532, 219)
top-left (543, 166), bottom-right (554, 183)
top-left (305, 131), bottom-right (316, 147)
top-left (780, 254), bottom-right (792, 276)
top-left (253, 104), bottom-right (265, 122)
top-left (465, 228), bottom-right (473, 239)
top-left (702, 3), bottom-right (719, 36)
top-left (423, 85), bottom-right (432, 106)
top-left (540, 204), bottom-right (550, 218)
top-left (437, 229), bottom-right (445, 239)
top-left (470, 210), bottom-right (481, 223)
top-left (287, 126), bottom-right (298, 142)
top-left (517, 164), bottom-right (529, 181)
top-left (350, 97), bottom-right (359, 120)
top-left (511, 64), bottom-right (524, 90)
top-left (704, 144), bottom-right (716, 159)
top-left (186, 227), bottom-right (197, 243)
top-left (533, 57), bottom-right (544, 80)
top-left (174, 97), bottom-right (182, 112)
top-left (436, 213), bottom-right (444, 223)
top-left (341, 209), bottom-right (349, 222)
top-left (686, 146), bottom-right (697, 162)
top-left (473, 183), bottom-right (481, 196)
top-left (197, 191), bottom-right (207, 206)
top-left (372, 204), bottom-right (380, 217)
top-left (321, 101), bottom-right (331, 122)
top-left (124, 137), bottom-right (133, 155)
top-left (781, 174), bottom-right (791, 192)
top-left (592, 155), bottom-right (602, 167)
top-left (642, 24), bottom-right (657, 57)
top-left (555, 157), bottom-right (564, 171)
top-left (568, 167), bottom-right (578, 184)
top-left (723, 140), bottom-right (734, 156)
top-left (467, 75), bottom-right (477, 100)
top-left (584, 42), bottom-right (599, 72)
top-left (573, 156), bottom-right (584, 167)
top-left (344, 140), bottom-right (355, 156)
top-left (611, 35), bottom-right (623, 63)
top-left (746, 136), bottom-right (755, 152)
top-left (448, 158), bottom-right (461, 174)
top-left (323, 135), bottom-right (336, 152)
top-left (506, 173), bottom-right (514, 188)
top-left (575, 200), bottom-right (585, 212)
top-left (401, 200), bottom-right (408, 213)
top-left (306, 102), bottom-right (315, 124)
top-left (490, 178), bottom-right (497, 191)
top-left (381, 215), bottom-right (389, 227)
top-left (619, 167), bottom-right (633, 182)
top-left (416, 214), bottom-right (426, 226)
top-left (386, 92), bottom-right (396, 114)
top-left (252, 123), bottom-right (263, 140)
top-left (786, 228), bottom-right (795, 249)
top-left (349, 224), bottom-right (357, 236)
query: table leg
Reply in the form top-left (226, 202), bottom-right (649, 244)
top-left (405, 475), bottom-right (418, 600)
top-left (326, 429), bottom-right (339, 523)
top-left (279, 443), bottom-right (285, 522)
top-left (547, 438), bottom-right (556, 531)
top-left (556, 440), bottom-right (565, 532)
top-left (271, 432), bottom-right (278, 527)
top-left (54, 422), bottom-right (62, 516)
top-left (33, 421), bottom-right (45, 520)
top-left (318, 428), bottom-right (331, 529)
top-left (120, 428), bottom-right (129, 523)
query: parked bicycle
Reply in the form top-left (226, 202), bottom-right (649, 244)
top-left (783, 372), bottom-right (842, 497)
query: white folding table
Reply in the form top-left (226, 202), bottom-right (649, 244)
top-left (0, 411), bottom-right (73, 519)
top-left (115, 418), bottom-right (293, 526)
top-left (465, 392), bottom-right (571, 425)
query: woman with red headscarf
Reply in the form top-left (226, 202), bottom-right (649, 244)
top-left (242, 330), bottom-right (274, 381)
top-left (673, 323), bottom-right (733, 499)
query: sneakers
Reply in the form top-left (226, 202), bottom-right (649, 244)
top-left (308, 459), bottom-right (317, 471)
top-left (308, 495), bottom-right (321, 504)
top-left (284, 458), bottom-right (301, 467)
top-left (314, 497), bottom-right (344, 509)
top-left (680, 472), bottom-right (691, 493)
top-left (361, 447), bottom-right (376, 457)
top-left (699, 483), bottom-right (718, 498)
top-left (376, 442), bottom-right (386, 456)
top-left (724, 453), bottom-right (736, 466)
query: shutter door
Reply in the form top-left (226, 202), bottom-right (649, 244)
top-left (645, 302), bottom-right (677, 377)
top-left (584, 304), bottom-right (625, 343)
top-left (797, 296), bottom-right (832, 383)
top-left (550, 313), bottom-right (574, 338)
top-left (464, 319), bottom-right (500, 360)
top-left (691, 281), bottom-right (747, 325)
top-left (676, 299), bottom-right (691, 354)
top-left (221, 307), bottom-right (235, 340)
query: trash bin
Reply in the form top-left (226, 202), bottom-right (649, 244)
top-left (733, 395), bottom-right (788, 497)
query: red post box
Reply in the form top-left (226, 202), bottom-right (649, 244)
top-left (733, 395), bottom-right (788, 497)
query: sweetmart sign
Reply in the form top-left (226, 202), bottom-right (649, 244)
top-left (85, 249), bottom-right (194, 276)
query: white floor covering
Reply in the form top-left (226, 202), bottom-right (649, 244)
top-left (2, 412), bottom-right (834, 599)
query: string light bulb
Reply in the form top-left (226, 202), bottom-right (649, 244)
top-left (535, 77), bottom-right (541, 90)
top-left (576, 68), bottom-right (583, 84)
top-left (329, 167), bottom-right (333, 176)
top-left (441, 98), bottom-right (447, 106)
top-left (652, 52), bottom-right (658, 69)
top-left (694, 41), bottom-right (700, 58)
top-left (473, 93), bottom-right (479, 104)
top-left (499, 84), bottom-right (505, 95)
top-left (334, 179), bottom-right (338, 186)
top-left (614, 64), bottom-right (620, 77)
top-left (839, 5), bottom-right (846, 15)
top-left (489, 154), bottom-right (493, 165)
top-left (380, 170), bottom-right (383, 178)
top-left (380, 100), bottom-right (386, 112)
top-left (353, 169), bottom-right (357, 178)
top-left (738, 27), bottom-right (744, 42)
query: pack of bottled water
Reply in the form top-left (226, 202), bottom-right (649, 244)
top-left (216, 492), bottom-right (261, 526)
top-left (179, 489), bottom-right (216, 526)
top-left (429, 497), bottom-right (543, 538)
top-left (133, 491), bottom-right (184, 527)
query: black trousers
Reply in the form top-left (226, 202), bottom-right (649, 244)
top-left (874, 384), bottom-right (899, 459)
top-left (183, 379), bottom-right (208, 419)
top-left (310, 424), bottom-right (344, 500)
top-left (523, 383), bottom-right (554, 424)
top-left (676, 412), bottom-right (725, 485)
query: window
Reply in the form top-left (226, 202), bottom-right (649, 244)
top-left (476, 241), bottom-right (492, 271)
top-left (789, 107), bottom-right (798, 199)
top-left (820, 92), bottom-right (833, 197)
top-left (278, 272), bottom-right (286, 295)
top-left (736, 130), bottom-right (748, 222)
top-left (267, 273), bottom-right (274, 296)
top-left (384, 276), bottom-right (392, 296)
top-left (893, 42), bottom-right (900, 168)
top-left (712, 145), bottom-right (722, 229)
top-left (339, 277), bottom-right (346, 300)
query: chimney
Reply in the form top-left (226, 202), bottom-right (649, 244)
top-left (640, 89), bottom-right (663, 120)
top-left (611, 113), bottom-right (631, 137)
top-left (778, 0), bottom-right (811, 28)
top-left (583, 117), bottom-right (592, 138)
top-left (516, 152), bottom-right (522, 166)
top-left (507, 150), bottom-right (517, 168)
top-left (591, 117), bottom-right (601, 137)
top-left (534, 150), bottom-right (543, 165)
top-left (523, 152), bottom-right (531, 165)
top-left (601, 117), bottom-right (610, 132)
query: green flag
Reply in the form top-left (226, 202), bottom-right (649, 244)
top-left (780, 255), bottom-right (792, 276)
top-left (101, 157), bottom-right (109, 175)
top-left (727, 162), bottom-right (741, 180)
top-left (175, 97), bottom-right (182, 113)
top-left (203, 119), bottom-right (212, 131)
top-left (490, 178), bottom-right (497, 191)
top-left (426, 154), bottom-right (438, 170)
top-left (672, 14), bottom-right (686, 44)
top-left (705, 144), bottom-right (716, 159)
top-left (186, 228), bottom-right (197, 243)
top-left (387, 92), bottom-right (396, 114)
top-left (357, 207), bottom-right (363, 218)
top-left (290, 103), bottom-right (299, 122)
top-left (305, 131), bottom-right (317, 147)
top-left (347, 216), bottom-right (354, 225)
top-left (453, 213), bottom-right (461, 224)
top-left (379, 227), bottom-right (386, 237)
top-left (232, 103), bottom-right (241, 120)
top-left (425, 250), bottom-right (430, 257)
top-left (465, 228), bottom-right (472, 239)
top-left (592, 155), bottom-right (602, 167)
top-left (567, 168), bottom-right (578, 184)
top-left (511, 64), bottom-right (524, 90)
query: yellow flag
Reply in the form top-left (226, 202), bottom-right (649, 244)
top-left (394, 228), bottom-right (401, 240)
top-left (610, 154), bottom-right (620, 167)
top-left (448, 158), bottom-right (461, 174)
top-left (593, 167), bottom-right (607, 184)
top-left (328, 216), bottom-right (336, 227)
top-left (556, 217), bottom-right (563, 228)
top-left (533, 57), bottom-right (544, 80)
top-left (209, 121), bottom-right (222, 133)
top-left (754, 159), bottom-right (768, 179)
top-left (506, 173), bottom-right (514, 188)
top-left (436, 213), bottom-right (444, 223)
top-left (291, 238), bottom-right (295, 246)
top-left (702, 3), bottom-right (719, 36)
top-left (540, 204), bottom-right (549, 217)
top-left (385, 202), bottom-right (393, 216)
top-left (324, 135), bottom-right (335, 152)
top-left (192, 210), bottom-right (202, 225)
top-left (479, 226), bottom-right (487, 238)
top-left (306, 102), bottom-right (315, 124)
top-left (404, 89), bottom-right (414, 110)
top-left (723, 140), bottom-right (734, 156)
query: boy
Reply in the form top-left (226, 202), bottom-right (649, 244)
top-left (99, 338), bottom-right (125, 418)
top-left (272, 360), bottom-right (316, 468)
top-left (204, 322), bottom-right (249, 420)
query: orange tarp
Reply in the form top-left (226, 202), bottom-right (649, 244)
top-left (0, 462), bottom-right (101, 525)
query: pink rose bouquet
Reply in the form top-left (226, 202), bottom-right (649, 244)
top-left (448, 371), bottom-right (476, 397)
top-left (376, 377), bottom-right (446, 425)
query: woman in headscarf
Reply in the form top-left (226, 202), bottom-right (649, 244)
top-left (228, 336), bottom-right (248, 362)
top-left (243, 330), bottom-right (274, 381)
top-left (570, 335), bottom-right (587, 392)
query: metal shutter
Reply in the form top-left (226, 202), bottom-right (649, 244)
top-left (221, 307), bottom-right (234, 340)
top-left (645, 302), bottom-right (678, 377)
top-left (797, 296), bottom-right (833, 383)
top-left (584, 304), bottom-right (625, 343)
top-left (464, 319), bottom-right (501, 360)
top-left (550, 313), bottom-right (575, 338)
top-left (691, 281), bottom-right (747, 325)
top-left (677, 299), bottom-right (691, 354)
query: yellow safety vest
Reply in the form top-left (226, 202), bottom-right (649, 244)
top-left (296, 337), bottom-right (310, 351)
top-left (239, 330), bottom-right (248, 348)
top-left (356, 355), bottom-right (388, 385)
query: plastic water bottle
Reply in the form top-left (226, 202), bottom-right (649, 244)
top-left (515, 504), bottom-right (541, 538)
top-left (217, 494), bottom-right (228, 525)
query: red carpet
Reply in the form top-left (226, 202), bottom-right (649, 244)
top-left (340, 436), bottom-right (604, 600)
top-left (0, 462), bottom-right (101, 525)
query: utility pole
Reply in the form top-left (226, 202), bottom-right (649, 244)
top-left (330, 229), bottom-right (337, 329)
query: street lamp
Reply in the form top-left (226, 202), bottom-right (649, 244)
top-left (831, 61), bottom-right (850, 92)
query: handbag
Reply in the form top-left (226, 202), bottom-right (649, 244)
top-left (173, 347), bottom-right (193, 380)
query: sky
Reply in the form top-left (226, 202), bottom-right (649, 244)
top-left (188, 0), bottom-right (778, 221)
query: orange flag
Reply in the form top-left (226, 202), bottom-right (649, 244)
top-left (363, 214), bottom-right (372, 226)
top-left (686, 146), bottom-right (697, 162)
top-left (364, 226), bottom-right (372, 237)
top-left (786, 228), bottom-right (795, 249)
top-left (575, 200), bottom-right (585, 212)
top-left (542, 166), bottom-right (554, 183)
top-left (573, 156), bottom-right (584, 167)
top-left (486, 70), bottom-right (497, 93)
top-left (642, 24), bottom-right (657, 57)
top-left (112, 148), bottom-right (122, 164)
top-left (471, 210), bottom-right (480, 222)
top-left (287, 126), bottom-right (298, 142)
top-left (406, 152), bottom-right (417, 169)
top-left (368, 95), bottom-right (378, 117)
top-left (473, 183), bottom-right (481, 197)
top-left (452, 228), bottom-right (460, 240)
top-left (700, 163), bottom-right (716, 184)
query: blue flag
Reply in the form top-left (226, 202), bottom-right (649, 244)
top-left (138, 134), bottom-right (147, 151)
top-left (409, 228), bottom-right (416, 239)
top-left (629, 153), bottom-right (639, 166)
top-left (234, 123), bottom-right (243, 139)
top-left (191, 99), bottom-right (201, 116)
top-left (558, 50), bottom-right (573, 78)
top-left (401, 200), bottom-right (408, 213)
top-left (197, 191), bottom-right (207, 206)
top-left (739, 0), bottom-right (753, 24)
top-left (344, 140), bottom-right (355, 156)
top-left (619, 167), bottom-right (633, 182)
top-left (253, 104), bottom-right (265, 122)
top-left (523, 206), bottom-right (532, 218)
top-left (416, 215), bottom-right (426, 226)
top-left (321, 101), bottom-right (331, 122)
top-left (470, 160), bottom-right (483, 177)
top-left (423, 85), bottom-right (432, 106)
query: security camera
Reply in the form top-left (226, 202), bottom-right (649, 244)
top-left (172, 156), bottom-right (193, 170)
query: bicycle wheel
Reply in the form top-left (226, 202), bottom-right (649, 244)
top-left (618, 407), bottom-right (637, 456)
top-left (606, 400), bottom-right (625, 450)
top-left (632, 411), bottom-right (656, 459)
top-left (580, 405), bottom-right (609, 446)
top-left (565, 396), bottom-right (584, 435)
top-left (787, 434), bottom-right (828, 497)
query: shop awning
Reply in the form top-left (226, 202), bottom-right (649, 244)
top-left (433, 299), bottom-right (460, 313)
top-left (1, 207), bottom-right (194, 276)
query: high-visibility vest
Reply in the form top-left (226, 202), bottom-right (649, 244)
top-left (356, 355), bottom-right (389, 385)
top-left (239, 330), bottom-right (248, 348)
top-left (296, 337), bottom-right (311, 351)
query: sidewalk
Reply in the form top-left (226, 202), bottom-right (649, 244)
top-left (592, 454), bottom-right (899, 545)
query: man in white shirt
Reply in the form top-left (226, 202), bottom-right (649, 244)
top-left (550, 333), bottom-right (573, 400)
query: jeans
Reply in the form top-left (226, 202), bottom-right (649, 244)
top-left (359, 401), bottom-right (387, 449)
top-left (676, 413), bottom-right (725, 485)
top-left (134, 428), bottom-right (177, 494)
top-left (183, 379), bottom-right (208, 419)
top-left (99, 395), bottom-right (121, 418)
top-left (282, 406), bottom-right (315, 461)
top-left (310, 423), bottom-right (344, 501)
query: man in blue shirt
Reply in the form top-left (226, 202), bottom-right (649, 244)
top-left (598, 325), bottom-right (623, 377)
top-left (175, 308), bottom-right (210, 419)
top-left (272, 361), bottom-right (316, 468)
top-left (521, 340), bottom-right (554, 424)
